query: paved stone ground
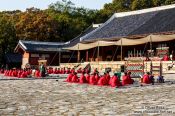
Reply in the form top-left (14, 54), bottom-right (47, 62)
top-left (0, 74), bottom-right (175, 115)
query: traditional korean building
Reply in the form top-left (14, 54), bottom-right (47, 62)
top-left (65, 4), bottom-right (175, 62)
top-left (15, 40), bottom-right (66, 68)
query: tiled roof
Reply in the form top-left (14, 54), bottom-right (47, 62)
top-left (81, 4), bottom-right (175, 41)
top-left (17, 40), bottom-right (65, 52)
top-left (64, 24), bottom-right (102, 48)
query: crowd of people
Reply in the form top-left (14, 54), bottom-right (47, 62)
top-left (65, 68), bottom-right (165, 87)
top-left (65, 69), bottom-right (136, 87)
top-left (0, 64), bottom-right (165, 87)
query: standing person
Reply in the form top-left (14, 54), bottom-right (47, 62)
top-left (40, 63), bottom-right (46, 77)
top-left (5, 64), bottom-right (9, 70)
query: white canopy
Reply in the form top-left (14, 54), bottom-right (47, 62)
top-left (64, 34), bottom-right (175, 50)
top-left (64, 41), bottom-right (116, 50)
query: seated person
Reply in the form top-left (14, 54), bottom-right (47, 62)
top-left (127, 72), bottom-right (134, 84)
top-left (89, 73), bottom-right (97, 85)
top-left (110, 73), bottom-right (122, 87)
top-left (97, 73), bottom-right (107, 86)
top-left (61, 68), bottom-right (65, 74)
top-left (93, 68), bottom-right (98, 74)
top-left (79, 72), bottom-right (86, 84)
top-left (163, 53), bottom-right (169, 61)
top-left (95, 72), bottom-right (100, 83)
top-left (157, 76), bottom-right (164, 83)
top-left (65, 73), bottom-right (74, 82)
top-left (85, 72), bottom-right (90, 83)
top-left (122, 72), bottom-right (134, 85)
top-left (105, 71), bottom-right (111, 85)
top-left (142, 72), bottom-right (151, 84)
top-left (77, 68), bottom-right (82, 73)
top-left (53, 68), bottom-right (58, 74)
top-left (65, 68), bottom-right (70, 74)
top-left (71, 68), bottom-right (75, 74)
top-left (71, 72), bottom-right (79, 83)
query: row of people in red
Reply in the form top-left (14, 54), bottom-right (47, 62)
top-left (65, 71), bottom-right (135, 87)
top-left (4, 69), bottom-right (32, 78)
top-left (2, 69), bottom-right (45, 78)
top-left (47, 67), bottom-right (74, 74)
top-left (47, 67), bottom-right (90, 74)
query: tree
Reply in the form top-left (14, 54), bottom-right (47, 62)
top-left (15, 8), bottom-right (60, 41)
top-left (0, 13), bottom-right (17, 64)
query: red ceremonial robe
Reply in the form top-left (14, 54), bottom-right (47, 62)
top-left (110, 75), bottom-right (122, 87)
top-left (105, 74), bottom-right (111, 85)
top-left (89, 75), bottom-right (97, 85)
top-left (95, 74), bottom-right (100, 83)
top-left (65, 73), bottom-right (73, 82)
top-left (97, 76), bottom-right (107, 86)
top-left (143, 74), bottom-right (151, 84)
top-left (72, 75), bottom-right (79, 83)
top-left (85, 74), bottom-right (90, 83)
top-left (79, 73), bottom-right (86, 84)
top-left (122, 75), bottom-right (134, 85)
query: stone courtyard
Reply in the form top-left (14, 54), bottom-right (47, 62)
top-left (0, 75), bottom-right (175, 116)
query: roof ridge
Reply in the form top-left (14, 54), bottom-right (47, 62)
top-left (20, 40), bottom-right (65, 45)
top-left (114, 4), bottom-right (175, 18)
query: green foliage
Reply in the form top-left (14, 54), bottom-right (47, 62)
top-left (0, 13), bottom-right (17, 63)
top-left (15, 7), bottom-right (60, 41)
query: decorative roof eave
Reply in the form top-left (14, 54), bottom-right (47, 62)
top-left (14, 42), bottom-right (27, 53)
top-left (80, 30), bottom-right (175, 43)
top-left (114, 4), bottom-right (175, 18)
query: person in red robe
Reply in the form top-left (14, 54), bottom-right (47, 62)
top-left (61, 68), bottom-right (65, 74)
top-left (53, 68), bottom-right (58, 74)
top-left (77, 68), bottom-right (82, 73)
top-left (142, 72), bottom-right (151, 84)
top-left (79, 72), bottom-right (86, 84)
top-left (97, 73), bottom-right (108, 86)
top-left (89, 73), bottom-right (97, 85)
top-left (110, 74), bottom-right (122, 87)
top-left (20, 71), bottom-right (27, 78)
top-left (127, 72), bottom-right (134, 84)
top-left (65, 68), bottom-right (70, 74)
top-left (105, 71), bottom-right (111, 85)
top-left (85, 69), bottom-right (89, 74)
top-left (95, 73), bottom-right (100, 83)
top-left (35, 70), bottom-right (40, 78)
top-left (71, 68), bottom-right (75, 74)
top-left (122, 72), bottom-right (134, 86)
top-left (65, 73), bottom-right (74, 82)
top-left (93, 68), bottom-right (98, 74)
top-left (71, 72), bottom-right (79, 83)
top-left (163, 53), bottom-right (169, 61)
top-left (17, 70), bottom-right (22, 78)
top-left (85, 72), bottom-right (90, 83)
top-left (12, 69), bottom-right (17, 77)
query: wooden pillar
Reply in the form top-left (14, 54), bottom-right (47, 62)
top-left (97, 41), bottom-right (100, 61)
top-left (150, 36), bottom-right (153, 57)
top-left (77, 51), bottom-right (80, 63)
top-left (121, 39), bottom-right (123, 61)
top-left (97, 46), bottom-right (99, 61)
top-left (86, 50), bottom-right (89, 62)
top-left (59, 51), bottom-right (61, 66)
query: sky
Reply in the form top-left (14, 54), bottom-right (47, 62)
top-left (0, 0), bottom-right (112, 11)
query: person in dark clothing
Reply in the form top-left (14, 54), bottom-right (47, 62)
top-left (40, 63), bottom-right (46, 77)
